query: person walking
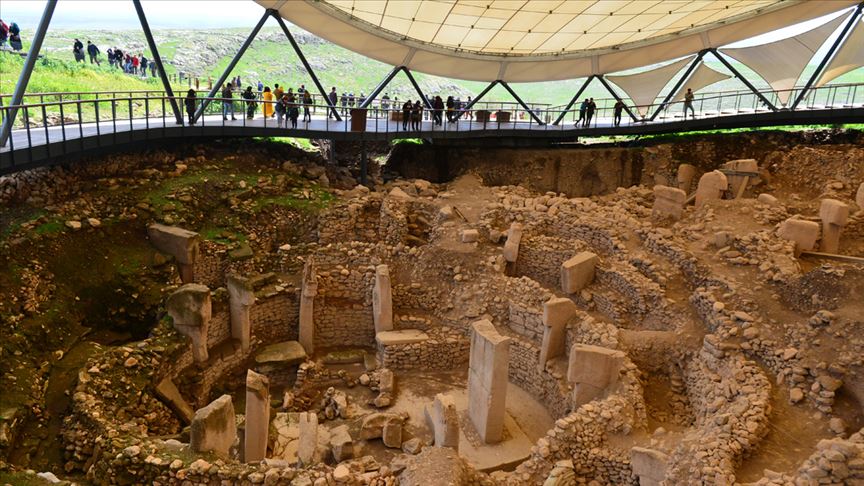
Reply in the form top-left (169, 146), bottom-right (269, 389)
top-left (446, 96), bottom-right (455, 123)
top-left (8, 21), bottom-right (22, 51)
top-left (275, 94), bottom-right (287, 127)
top-left (0, 19), bottom-right (9, 49)
top-left (684, 88), bottom-right (695, 119)
top-left (381, 93), bottom-right (390, 118)
top-left (139, 54), bottom-right (148, 77)
top-left (273, 84), bottom-right (284, 106)
top-left (412, 100), bottom-right (422, 131)
top-left (222, 82), bottom-right (237, 121)
top-left (613, 100), bottom-right (624, 127)
top-left (302, 90), bottom-right (313, 123)
top-left (576, 99), bottom-right (588, 127)
top-left (433, 96), bottom-right (444, 126)
top-left (242, 86), bottom-right (257, 119)
top-left (288, 94), bottom-right (299, 129)
top-left (401, 100), bottom-right (412, 131)
top-left (86, 41), bottom-right (100, 65)
top-left (257, 80), bottom-right (264, 92)
top-left (73, 39), bottom-right (85, 62)
top-left (262, 86), bottom-right (274, 118)
top-left (328, 87), bottom-right (338, 119)
top-left (340, 92), bottom-right (348, 116)
top-left (184, 89), bottom-right (197, 125)
top-left (131, 53), bottom-right (139, 73)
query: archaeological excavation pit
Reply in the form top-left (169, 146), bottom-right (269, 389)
top-left (1, 131), bottom-right (864, 486)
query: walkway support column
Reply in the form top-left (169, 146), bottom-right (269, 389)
top-left (553, 75), bottom-right (595, 126)
top-left (133, 0), bottom-right (183, 125)
top-left (596, 76), bottom-right (639, 122)
top-left (791, 3), bottom-right (864, 110)
top-left (193, 10), bottom-right (270, 122)
top-left (271, 12), bottom-right (342, 120)
top-left (0, 0), bottom-right (57, 147)
top-left (649, 51), bottom-right (707, 121)
top-left (709, 49), bottom-right (777, 112)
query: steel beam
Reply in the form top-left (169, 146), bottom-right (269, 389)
top-left (710, 49), bottom-right (777, 111)
top-left (193, 10), bottom-right (270, 122)
top-left (461, 80), bottom-right (500, 113)
top-left (271, 12), bottom-right (341, 120)
top-left (553, 75), bottom-right (595, 125)
top-left (596, 76), bottom-right (639, 122)
top-left (791, 4), bottom-right (864, 110)
top-left (0, 0), bottom-right (58, 147)
top-left (359, 66), bottom-right (401, 109)
top-left (499, 81), bottom-right (544, 125)
top-left (403, 68), bottom-right (433, 109)
top-left (649, 51), bottom-right (707, 121)
top-left (133, 0), bottom-right (182, 125)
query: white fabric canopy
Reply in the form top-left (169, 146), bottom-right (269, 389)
top-left (671, 62), bottom-right (732, 102)
top-left (606, 57), bottom-right (694, 117)
top-left (258, 0), bottom-right (857, 82)
top-left (816, 18), bottom-right (864, 87)
top-left (722, 13), bottom-right (848, 105)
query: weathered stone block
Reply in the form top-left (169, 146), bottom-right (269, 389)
top-left (630, 447), bottom-right (669, 483)
top-left (424, 393), bottom-right (459, 449)
top-left (468, 319), bottom-right (510, 444)
top-left (330, 425), bottom-right (353, 462)
top-left (147, 223), bottom-right (200, 264)
top-left (227, 274), bottom-right (255, 352)
top-left (299, 257), bottom-right (317, 355)
top-left (567, 343), bottom-right (625, 389)
top-left (857, 182), bottom-right (864, 209)
top-left (376, 329), bottom-right (429, 345)
top-left (652, 185), bottom-right (687, 220)
top-left (372, 264), bottom-right (393, 333)
top-left (461, 229), bottom-right (479, 243)
top-left (297, 412), bottom-right (318, 466)
top-left (503, 223), bottom-right (522, 263)
top-left (777, 218), bottom-right (820, 254)
top-left (155, 377), bottom-right (194, 425)
top-left (245, 370), bottom-right (270, 463)
top-left (190, 395), bottom-right (236, 459)
top-left (560, 252), bottom-right (598, 294)
top-left (677, 164), bottom-right (697, 192)
top-left (695, 170), bottom-right (728, 207)
top-left (382, 417), bottom-right (403, 448)
top-left (820, 199), bottom-right (849, 226)
top-left (166, 283), bottom-right (211, 363)
top-left (540, 297), bottom-right (576, 366)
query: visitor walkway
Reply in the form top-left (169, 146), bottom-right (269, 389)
top-left (1, 83), bottom-right (863, 175)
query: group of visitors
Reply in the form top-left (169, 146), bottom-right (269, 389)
top-left (197, 81), bottom-right (317, 127)
top-left (0, 19), bottom-right (23, 51)
top-left (70, 39), bottom-right (158, 77)
top-left (576, 98), bottom-right (597, 127)
top-left (400, 100), bottom-right (424, 131)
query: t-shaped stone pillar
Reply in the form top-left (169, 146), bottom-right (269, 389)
top-left (166, 283), bottom-right (212, 363)
top-left (652, 185), bottom-right (687, 220)
top-left (372, 264), bottom-right (393, 333)
top-left (147, 223), bottom-right (200, 283)
top-left (630, 447), bottom-right (669, 486)
top-left (676, 164), bottom-right (697, 193)
top-left (297, 411), bottom-right (318, 466)
top-left (244, 369), bottom-right (270, 463)
top-left (695, 170), bottom-right (728, 207)
top-left (777, 218), bottom-right (820, 255)
top-left (467, 319), bottom-right (510, 444)
top-left (819, 199), bottom-right (849, 254)
top-left (299, 257), bottom-right (317, 355)
top-left (424, 392), bottom-right (459, 449)
top-left (503, 223), bottom-right (523, 263)
top-left (567, 343), bottom-right (625, 407)
top-left (561, 252), bottom-right (598, 294)
top-left (227, 274), bottom-right (255, 352)
top-left (190, 395), bottom-right (237, 459)
top-left (539, 297), bottom-right (577, 370)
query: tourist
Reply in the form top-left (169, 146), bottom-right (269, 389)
top-left (446, 96), bottom-right (456, 123)
top-left (613, 100), bottom-right (625, 127)
top-left (328, 87), bottom-right (338, 119)
top-left (288, 94), bottom-right (299, 129)
top-left (262, 86), bottom-right (274, 119)
top-left (684, 88), bottom-right (695, 119)
top-left (131, 53), bottom-right (139, 73)
top-left (222, 82), bottom-right (237, 121)
top-left (576, 99), bottom-right (588, 127)
top-left (150, 59), bottom-right (157, 77)
top-left (113, 48), bottom-right (123, 69)
top-left (73, 39), bottom-right (85, 62)
top-left (433, 96), bottom-right (444, 126)
top-left (242, 86), bottom-right (257, 119)
top-left (465, 96), bottom-right (472, 120)
top-left (184, 89), bottom-right (197, 125)
top-left (585, 98), bottom-right (596, 127)
top-left (275, 94), bottom-right (287, 127)
top-left (139, 55), bottom-right (148, 77)
top-left (381, 93), bottom-right (390, 118)
top-left (257, 80), bottom-right (264, 92)
top-left (87, 41), bottom-right (100, 65)
top-left (273, 84), bottom-right (284, 108)
top-left (340, 92), bottom-right (348, 116)
top-left (412, 100), bottom-right (422, 131)
top-left (7, 21), bottom-right (22, 51)
top-left (401, 100), bottom-right (412, 130)
top-left (302, 90), bottom-right (313, 123)
top-left (0, 19), bottom-right (8, 49)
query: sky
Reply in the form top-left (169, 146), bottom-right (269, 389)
top-left (0, 1), bottom-right (856, 49)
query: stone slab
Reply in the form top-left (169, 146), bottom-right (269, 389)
top-left (255, 341), bottom-right (307, 365)
top-left (190, 395), bottom-right (236, 459)
top-left (147, 223), bottom-right (200, 264)
top-left (375, 329), bottom-right (429, 346)
top-left (560, 252), bottom-right (598, 294)
top-left (566, 343), bottom-right (626, 389)
top-left (449, 391), bottom-right (531, 473)
top-left (154, 377), bottom-right (195, 425)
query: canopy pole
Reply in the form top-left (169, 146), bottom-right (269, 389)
top-left (709, 49), bottom-right (777, 111)
top-left (597, 76), bottom-right (639, 122)
top-left (133, 0), bottom-right (182, 125)
top-left (193, 10), bottom-right (270, 122)
top-left (649, 51), bottom-right (707, 121)
top-left (791, 4), bottom-right (864, 110)
top-left (0, 0), bottom-right (57, 147)
top-left (272, 12), bottom-right (341, 120)
top-left (461, 80), bottom-right (500, 113)
top-left (499, 81), bottom-right (544, 125)
top-left (403, 68), bottom-right (432, 109)
top-left (553, 75), bottom-right (595, 126)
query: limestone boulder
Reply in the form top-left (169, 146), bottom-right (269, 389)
top-left (190, 395), bottom-right (237, 459)
top-left (560, 252), bottom-right (598, 294)
top-left (777, 218), bottom-right (820, 253)
top-left (166, 284), bottom-right (212, 363)
top-left (695, 170), bottom-right (728, 207)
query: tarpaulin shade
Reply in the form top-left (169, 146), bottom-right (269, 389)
top-left (606, 57), bottom-right (694, 116)
top-left (816, 19), bottom-right (864, 87)
top-left (671, 62), bottom-right (733, 102)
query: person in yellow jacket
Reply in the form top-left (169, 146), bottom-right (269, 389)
top-left (262, 86), bottom-right (274, 118)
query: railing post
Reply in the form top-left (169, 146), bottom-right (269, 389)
top-left (0, 0), bottom-right (58, 147)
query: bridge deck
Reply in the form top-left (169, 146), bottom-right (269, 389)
top-left (2, 105), bottom-right (863, 174)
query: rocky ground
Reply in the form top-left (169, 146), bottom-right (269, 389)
top-left (0, 129), bottom-right (862, 485)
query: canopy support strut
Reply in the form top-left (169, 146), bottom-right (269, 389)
top-left (709, 49), bottom-right (777, 112)
top-left (649, 50), bottom-right (707, 121)
top-left (133, 0), bottom-right (182, 125)
top-left (597, 76), bottom-right (639, 122)
top-left (360, 66), bottom-right (431, 109)
top-left (553, 75), bottom-right (595, 126)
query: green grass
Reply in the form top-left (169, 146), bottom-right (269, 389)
top-left (252, 184), bottom-right (333, 213)
top-left (34, 220), bottom-right (65, 235)
top-left (257, 136), bottom-right (317, 152)
top-left (0, 471), bottom-right (56, 486)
